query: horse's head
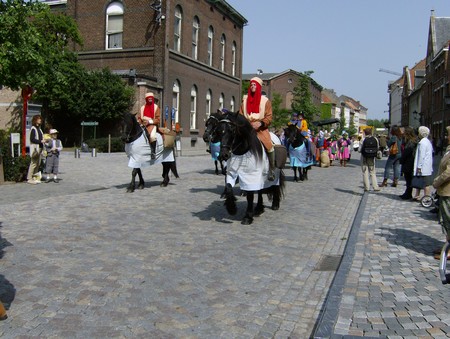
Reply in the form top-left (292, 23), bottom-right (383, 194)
top-left (120, 112), bottom-right (141, 143)
top-left (215, 118), bottom-right (236, 161)
top-left (284, 124), bottom-right (304, 147)
top-left (203, 113), bottom-right (222, 143)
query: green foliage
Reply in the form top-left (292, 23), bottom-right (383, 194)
top-left (367, 119), bottom-right (389, 129)
top-left (271, 92), bottom-right (290, 129)
top-left (347, 115), bottom-right (357, 137)
top-left (85, 137), bottom-right (125, 153)
top-left (320, 103), bottom-right (333, 120)
top-left (291, 72), bottom-right (320, 126)
top-left (0, 130), bottom-right (30, 182)
top-left (0, 0), bottom-right (83, 91)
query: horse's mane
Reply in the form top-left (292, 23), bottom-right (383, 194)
top-left (122, 112), bottom-right (143, 143)
top-left (225, 112), bottom-right (263, 160)
top-left (284, 124), bottom-right (305, 148)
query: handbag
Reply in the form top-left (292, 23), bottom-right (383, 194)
top-left (411, 175), bottom-right (426, 189)
top-left (376, 150), bottom-right (382, 159)
top-left (389, 142), bottom-right (398, 155)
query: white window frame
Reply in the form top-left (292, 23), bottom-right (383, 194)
top-left (207, 26), bottom-right (214, 66)
top-left (219, 93), bottom-right (224, 110)
top-left (190, 86), bottom-right (197, 130)
top-left (172, 80), bottom-right (180, 123)
top-left (106, 2), bottom-right (124, 50)
top-left (220, 34), bottom-right (226, 71)
top-left (206, 90), bottom-right (212, 119)
top-left (231, 41), bottom-right (237, 76)
top-left (192, 16), bottom-right (199, 60)
top-left (174, 6), bottom-right (182, 52)
top-left (230, 96), bottom-right (235, 112)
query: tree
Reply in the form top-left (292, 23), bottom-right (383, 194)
top-left (291, 71), bottom-right (319, 132)
top-left (347, 115), bottom-right (357, 137)
top-left (271, 92), bottom-right (289, 130)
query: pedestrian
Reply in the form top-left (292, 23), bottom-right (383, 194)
top-left (399, 126), bottom-right (418, 200)
top-left (140, 92), bottom-right (161, 159)
top-left (412, 126), bottom-right (434, 200)
top-left (288, 112), bottom-right (300, 128)
top-left (337, 132), bottom-right (351, 167)
top-left (239, 76), bottom-right (276, 181)
top-left (380, 125), bottom-right (403, 187)
top-left (43, 129), bottom-right (63, 183)
top-left (26, 114), bottom-right (44, 184)
top-left (432, 125), bottom-right (450, 259)
top-left (360, 127), bottom-right (380, 192)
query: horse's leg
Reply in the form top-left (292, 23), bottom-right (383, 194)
top-left (127, 168), bottom-right (138, 193)
top-left (254, 191), bottom-right (265, 216)
top-left (242, 191), bottom-right (254, 225)
top-left (299, 167), bottom-right (305, 181)
top-left (170, 156), bottom-right (180, 178)
top-left (271, 185), bottom-right (280, 210)
top-left (160, 162), bottom-right (170, 187)
top-left (293, 167), bottom-right (298, 182)
top-left (214, 160), bottom-right (219, 175)
top-left (221, 161), bottom-right (227, 175)
top-left (304, 167), bottom-right (309, 180)
top-left (137, 168), bottom-right (145, 189)
top-left (224, 183), bottom-right (237, 215)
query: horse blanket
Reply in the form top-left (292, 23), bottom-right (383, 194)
top-left (226, 133), bottom-right (281, 191)
top-left (210, 141), bottom-right (221, 161)
top-left (288, 142), bottom-right (315, 168)
top-left (125, 133), bottom-right (174, 168)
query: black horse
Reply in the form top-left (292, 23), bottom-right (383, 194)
top-left (121, 112), bottom-right (178, 192)
top-left (283, 124), bottom-right (314, 182)
top-left (203, 112), bottom-right (227, 175)
top-left (215, 112), bottom-right (285, 225)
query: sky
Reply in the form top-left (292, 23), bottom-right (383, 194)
top-left (226, 0), bottom-right (450, 121)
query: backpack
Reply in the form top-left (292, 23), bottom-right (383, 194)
top-left (362, 136), bottom-right (378, 158)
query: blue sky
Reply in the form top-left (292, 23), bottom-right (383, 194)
top-left (226, 0), bottom-right (449, 121)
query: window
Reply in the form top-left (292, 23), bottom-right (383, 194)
top-left (174, 6), bottom-right (182, 52)
top-left (231, 42), bottom-right (236, 76)
top-left (219, 93), bottom-right (224, 110)
top-left (207, 26), bottom-right (214, 66)
top-left (192, 16), bottom-right (199, 60)
top-left (106, 2), bottom-right (123, 49)
top-left (172, 80), bottom-right (180, 124)
top-left (206, 90), bottom-right (212, 118)
top-left (220, 34), bottom-right (226, 71)
top-left (230, 96), bottom-right (235, 112)
top-left (190, 86), bottom-right (198, 130)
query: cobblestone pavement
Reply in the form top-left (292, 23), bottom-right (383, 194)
top-left (0, 151), bottom-right (448, 338)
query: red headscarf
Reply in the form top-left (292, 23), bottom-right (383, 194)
top-left (246, 80), bottom-right (262, 114)
top-left (143, 95), bottom-right (155, 119)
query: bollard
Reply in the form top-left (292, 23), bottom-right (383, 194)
top-left (91, 148), bottom-right (97, 157)
top-left (74, 148), bottom-right (80, 158)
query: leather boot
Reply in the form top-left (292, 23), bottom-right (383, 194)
top-left (267, 151), bottom-right (276, 181)
top-left (380, 178), bottom-right (388, 187)
top-left (150, 141), bottom-right (157, 159)
top-left (391, 178), bottom-right (398, 187)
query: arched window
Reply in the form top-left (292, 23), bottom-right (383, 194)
top-left (231, 41), bottom-right (237, 76)
top-left (220, 34), bottom-right (226, 71)
top-left (219, 93), bottom-right (224, 109)
top-left (172, 80), bottom-right (180, 124)
top-left (190, 85), bottom-right (198, 130)
top-left (230, 96), bottom-right (235, 112)
top-left (192, 16), bottom-right (199, 60)
top-left (174, 6), bottom-right (182, 52)
top-left (106, 2), bottom-right (124, 49)
top-left (207, 26), bottom-right (214, 66)
top-left (206, 90), bottom-right (212, 118)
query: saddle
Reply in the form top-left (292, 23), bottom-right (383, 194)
top-left (274, 144), bottom-right (287, 169)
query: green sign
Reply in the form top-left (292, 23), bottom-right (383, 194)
top-left (81, 121), bottom-right (99, 126)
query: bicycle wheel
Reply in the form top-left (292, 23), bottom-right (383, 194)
top-left (421, 195), bottom-right (433, 208)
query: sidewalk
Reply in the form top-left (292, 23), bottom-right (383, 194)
top-left (0, 151), bottom-right (449, 338)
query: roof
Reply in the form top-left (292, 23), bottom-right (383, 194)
top-left (431, 16), bottom-right (450, 56)
top-left (206, 0), bottom-right (247, 26)
top-left (242, 69), bottom-right (323, 90)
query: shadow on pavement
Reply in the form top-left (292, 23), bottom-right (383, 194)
top-left (0, 222), bottom-right (15, 312)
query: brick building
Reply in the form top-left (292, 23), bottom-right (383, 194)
top-left (1, 0), bottom-right (247, 152)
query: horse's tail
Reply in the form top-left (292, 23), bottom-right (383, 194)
top-left (224, 183), bottom-right (237, 215)
top-left (279, 169), bottom-right (286, 199)
top-left (170, 159), bottom-right (180, 178)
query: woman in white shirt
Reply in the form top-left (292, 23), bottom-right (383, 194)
top-left (413, 126), bottom-right (434, 200)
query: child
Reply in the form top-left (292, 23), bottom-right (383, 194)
top-left (43, 129), bottom-right (63, 183)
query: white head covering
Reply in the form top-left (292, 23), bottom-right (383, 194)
top-left (418, 126), bottom-right (429, 138)
top-left (319, 130), bottom-right (324, 138)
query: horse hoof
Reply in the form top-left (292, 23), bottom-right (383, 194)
top-left (126, 188), bottom-right (134, 193)
top-left (254, 206), bottom-right (264, 216)
top-left (271, 204), bottom-right (280, 211)
top-left (160, 181), bottom-right (168, 187)
top-left (138, 185), bottom-right (145, 190)
top-left (241, 216), bottom-right (253, 225)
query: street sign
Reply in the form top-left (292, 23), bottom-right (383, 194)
top-left (81, 121), bottom-right (99, 126)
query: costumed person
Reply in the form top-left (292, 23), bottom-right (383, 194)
top-left (43, 129), bottom-right (63, 183)
top-left (140, 92), bottom-right (161, 159)
top-left (26, 114), bottom-right (44, 184)
top-left (338, 132), bottom-right (351, 167)
top-left (239, 77), bottom-right (276, 181)
top-left (297, 112), bottom-right (308, 134)
top-left (288, 112), bottom-right (301, 128)
top-left (316, 130), bottom-right (325, 164)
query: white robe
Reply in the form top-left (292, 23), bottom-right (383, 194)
top-left (125, 133), bottom-right (174, 168)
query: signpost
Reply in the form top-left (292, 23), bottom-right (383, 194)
top-left (80, 121), bottom-right (98, 144)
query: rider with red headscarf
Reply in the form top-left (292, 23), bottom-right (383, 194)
top-left (239, 77), bottom-right (276, 181)
top-left (140, 92), bottom-right (161, 158)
